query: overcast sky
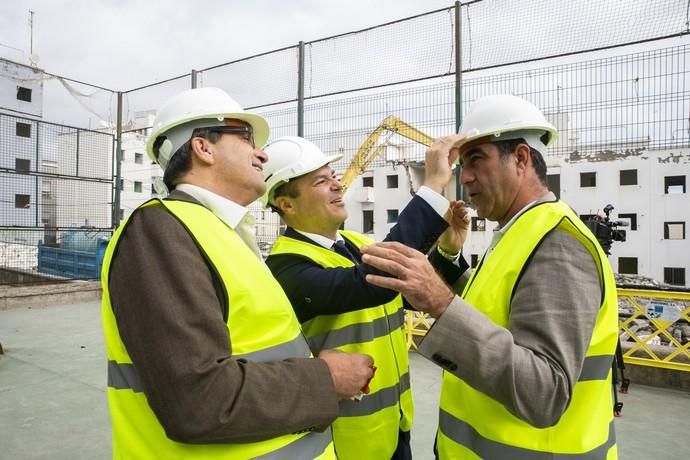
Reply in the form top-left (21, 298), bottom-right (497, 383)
top-left (0, 0), bottom-right (455, 90)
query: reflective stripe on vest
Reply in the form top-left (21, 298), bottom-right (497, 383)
top-left (437, 200), bottom-right (618, 459)
top-left (108, 334), bottom-right (315, 393)
top-left (307, 308), bottom-right (405, 352)
top-left (233, 334), bottom-right (313, 362)
top-left (439, 410), bottom-right (616, 460)
top-left (107, 361), bottom-right (143, 392)
top-left (101, 199), bottom-right (335, 460)
top-left (339, 372), bottom-right (411, 417)
top-left (269, 229), bottom-right (413, 460)
top-left (579, 355), bottom-right (615, 381)
top-left (253, 428), bottom-right (334, 460)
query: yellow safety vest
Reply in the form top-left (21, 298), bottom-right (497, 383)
top-left (101, 199), bottom-right (335, 460)
top-left (436, 200), bottom-right (618, 459)
top-left (270, 230), bottom-right (413, 460)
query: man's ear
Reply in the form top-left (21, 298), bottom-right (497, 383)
top-left (514, 143), bottom-right (531, 173)
top-left (190, 137), bottom-right (215, 166)
top-left (274, 196), bottom-right (294, 216)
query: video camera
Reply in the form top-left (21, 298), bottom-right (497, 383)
top-left (585, 204), bottom-right (627, 255)
top-left (586, 204), bottom-right (631, 415)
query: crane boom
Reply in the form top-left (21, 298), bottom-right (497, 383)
top-left (340, 115), bottom-right (435, 191)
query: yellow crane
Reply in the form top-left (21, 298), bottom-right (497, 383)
top-left (340, 115), bottom-right (436, 191)
top-left (339, 116), bottom-right (443, 346)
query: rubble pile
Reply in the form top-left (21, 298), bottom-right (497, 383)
top-left (615, 273), bottom-right (687, 291)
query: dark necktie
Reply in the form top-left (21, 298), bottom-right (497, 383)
top-left (332, 240), bottom-right (356, 263)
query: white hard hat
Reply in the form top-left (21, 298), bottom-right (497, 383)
top-left (261, 136), bottom-right (342, 207)
top-left (456, 95), bottom-right (557, 154)
top-left (145, 87), bottom-right (269, 170)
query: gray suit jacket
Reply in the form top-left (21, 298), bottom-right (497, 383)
top-left (418, 198), bottom-right (602, 428)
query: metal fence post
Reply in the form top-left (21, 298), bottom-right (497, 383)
top-left (75, 130), bottom-right (80, 177)
top-left (454, 0), bottom-right (463, 202)
top-left (191, 69), bottom-right (198, 89)
top-left (35, 120), bottom-right (39, 226)
top-left (297, 41), bottom-right (305, 136)
top-left (114, 91), bottom-right (123, 227)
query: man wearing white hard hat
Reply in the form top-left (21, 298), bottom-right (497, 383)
top-left (261, 135), bottom-right (471, 460)
top-left (101, 87), bottom-right (376, 460)
top-left (362, 95), bottom-right (619, 459)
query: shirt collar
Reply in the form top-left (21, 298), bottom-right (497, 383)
top-left (175, 183), bottom-right (250, 230)
top-left (494, 191), bottom-right (557, 235)
top-left (293, 228), bottom-right (344, 249)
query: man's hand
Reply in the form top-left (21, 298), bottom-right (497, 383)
top-left (319, 349), bottom-right (375, 400)
top-left (438, 200), bottom-right (471, 255)
top-left (423, 134), bottom-right (466, 194)
top-left (361, 242), bottom-right (455, 318)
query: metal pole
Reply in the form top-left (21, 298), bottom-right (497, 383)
top-left (28, 10), bottom-right (35, 61)
top-left (35, 120), bottom-right (39, 226)
top-left (75, 130), bottom-right (80, 177)
top-left (191, 69), bottom-right (198, 89)
top-left (114, 91), bottom-right (123, 227)
top-left (297, 41), bottom-right (305, 136)
top-left (454, 0), bottom-right (463, 201)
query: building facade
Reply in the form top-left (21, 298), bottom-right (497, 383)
top-left (0, 58), bottom-right (43, 118)
top-left (1, 57), bottom-right (114, 254)
top-left (0, 58), bottom-right (45, 245)
top-left (344, 144), bottom-right (689, 288)
top-left (118, 111), bottom-right (164, 221)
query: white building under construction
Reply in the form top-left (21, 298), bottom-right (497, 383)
top-left (343, 137), bottom-right (689, 288)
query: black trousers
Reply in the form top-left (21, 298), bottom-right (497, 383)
top-left (392, 430), bottom-right (412, 460)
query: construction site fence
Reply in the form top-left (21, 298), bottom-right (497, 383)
top-left (1, 0), bottom-right (689, 284)
top-left (0, 112), bottom-right (114, 285)
top-left (22, 1), bottom-right (687, 133)
top-left (121, 0), bottom-right (688, 124)
top-left (40, 0), bottom-right (690, 228)
top-left (405, 288), bottom-right (690, 373)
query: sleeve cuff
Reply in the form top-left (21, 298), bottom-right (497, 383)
top-left (437, 245), bottom-right (462, 263)
top-left (416, 185), bottom-right (449, 217)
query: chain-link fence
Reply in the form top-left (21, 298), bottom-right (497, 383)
top-left (320, 43), bottom-right (690, 171)
top-left (1, 0), bottom-right (688, 283)
top-left (0, 112), bottom-right (113, 284)
top-left (119, 1), bottom-right (689, 130)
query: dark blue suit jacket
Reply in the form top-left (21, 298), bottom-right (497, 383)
top-left (266, 195), bottom-right (468, 323)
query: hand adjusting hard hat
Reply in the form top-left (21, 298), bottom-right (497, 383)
top-left (145, 87), bottom-right (269, 170)
top-left (261, 136), bottom-right (342, 207)
top-left (455, 94), bottom-right (557, 155)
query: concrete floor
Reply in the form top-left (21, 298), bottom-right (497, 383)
top-left (1, 301), bottom-right (689, 459)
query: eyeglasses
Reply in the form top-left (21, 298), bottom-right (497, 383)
top-left (194, 126), bottom-right (255, 148)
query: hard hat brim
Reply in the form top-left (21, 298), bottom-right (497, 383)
top-left (454, 126), bottom-right (558, 162)
top-left (262, 153), bottom-right (343, 207)
top-left (146, 112), bottom-right (269, 169)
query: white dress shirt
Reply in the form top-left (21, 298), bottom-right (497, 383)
top-left (176, 184), bottom-right (263, 259)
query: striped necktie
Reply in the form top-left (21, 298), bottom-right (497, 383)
top-left (332, 239), bottom-right (356, 263)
